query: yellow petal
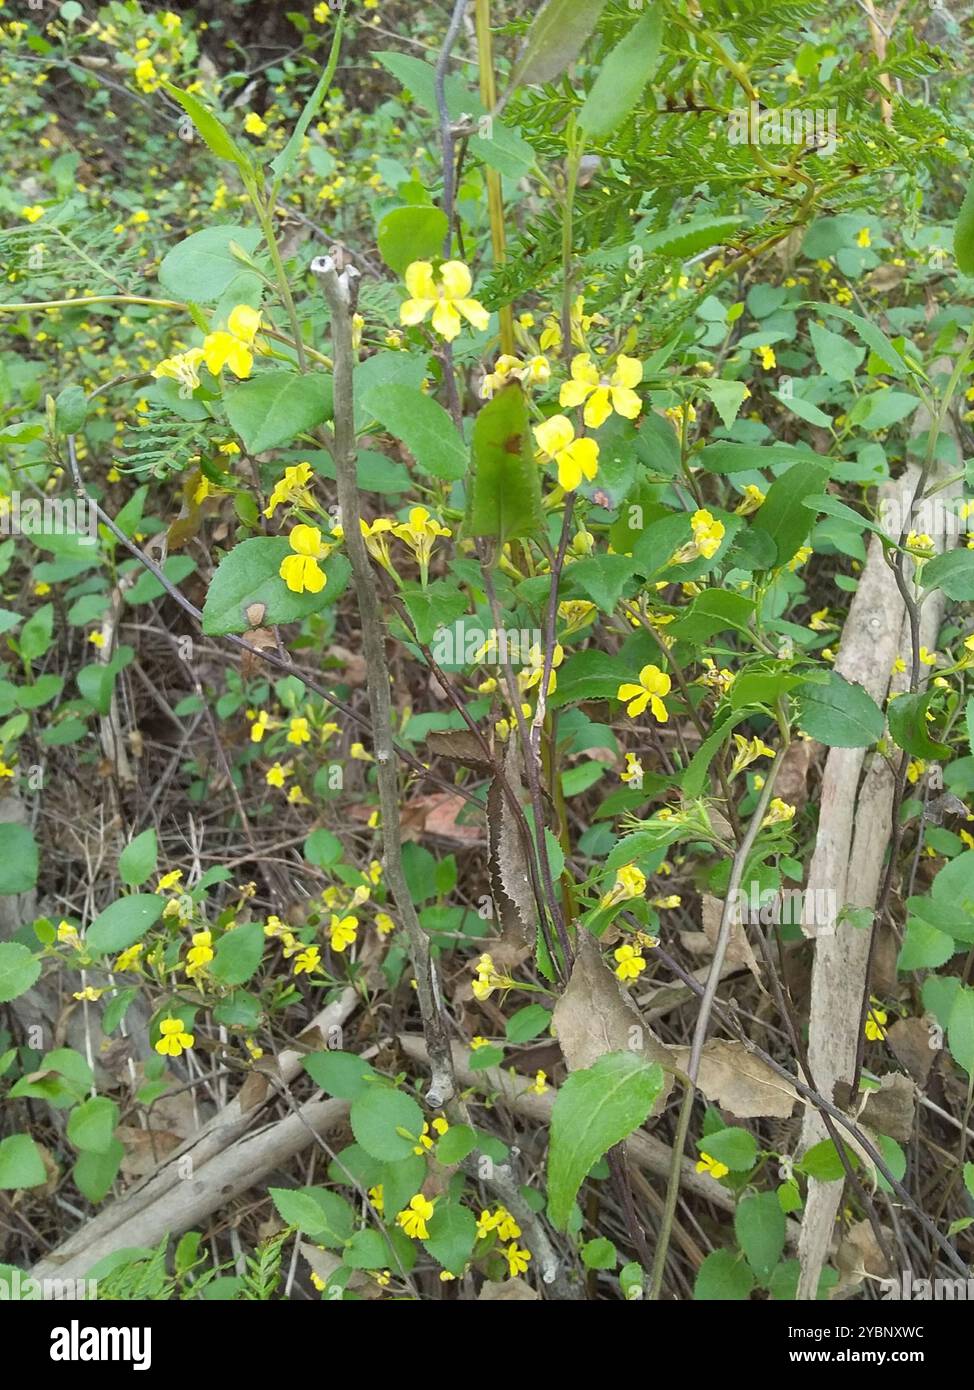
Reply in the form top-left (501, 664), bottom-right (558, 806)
top-left (400, 297), bottom-right (433, 326)
top-left (534, 414), bottom-right (575, 458)
top-left (609, 385), bottom-right (642, 419)
top-left (431, 298), bottom-right (462, 341)
top-left (582, 387), bottom-right (613, 430)
top-left (612, 354), bottom-right (643, 390)
top-left (571, 353), bottom-right (600, 386)
top-left (405, 261), bottom-right (437, 299)
top-left (457, 297), bottom-right (490, 331)
top-left (559, 378), bottom-right (592, 409)
top-left (289, 524), bottom-right (324, 557)
top-left (439, 259), bottom-right (473, 298)
top-left (227, 303), bottom-right (261, 343)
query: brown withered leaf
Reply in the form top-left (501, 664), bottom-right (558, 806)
top-left (552, 932), bottom-right (674, 1113)
top-left (700, 893), bottom-right (764, 989)
top-left (835, 1218), bottom-right (891, 1290)
top-left (426, 728), bottom-right (494, 773)
top-left (773, 738), bottom-right (820, 812)
top-left (237, 1070), bottom-right (270, 1114)
top-left (886, 1016), bottom-right (935, 1087)
top-left (491, 739), bottom-right (537, 943)
top-left (670, 1038), bottom-right (799, 1119)
top-left (859, 1071), bottom-right (916, 1142)
top-left (478, 1278), bottom-right (539, 1301)
top-left (117, 1125), bottom-right (183, 1179)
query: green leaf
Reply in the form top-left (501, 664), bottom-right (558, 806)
top-left (210, 922), bottom-right (264, 986)
top-left (422, 1201), bottom-right (477, 1276)
top-left (964, 1162), bottom-right (974, 1200)
top-left (808, 321), bottom-right (864, 382)
top-left (799, 1138), bottom-right (857, 1182)
top-left (401, 581), bottom-right (468, 646)
top-left (578, 7), bottom-right (663, 138)
top-left (201, 538), bottom-right (350, 636)
top-left (696, 442), bottom-right (822, 475)
top-left (703, 379), bottom-right (750, 429)
top-left (118, 829), bottom-right (158, 889)
top-left (86, 894), bottom-right (165, 956)
top-left (568, 554), bottom-right (637, 613)
top-left (73, 1140), bottom-right (124, 1203)
top-left (271, 11), bottom-right (345, 181)
top-left (921, 548), bottom-right (974, 600)
top-left (0, 824), bottom-right (39, 894)
top-left (225, 371), bottom-right (333, 454)
top-left (19, 603), bottom-right (54, 663)
top-left (435, 1124), bottom-right (477, 1167)
top-left (581, 1237), bottom-right (617, 1270)
top-left (701, 1127), bottom-right (757, 1171)
top-left (851, 390), bottom-right (921, 432)
top-left (694, 1249), bottom-right (755, 1301)
top-left (511, 0), bottom-right (610, 89)
top-left (955, 165), bottom-right (974, 275)
top-left (0, 943), bottom-right (41, 1004)
top-left (948, 986), bottom-right (974, 1077)
top-left (67, 1096), bottom-right (119, 1155)
top-left (639, 215), bottom-right (746, 262)
top-left (161, 82), bottom-right (253, 177)
top-left (668, 591), bottom-right (754, 643)
top-left (54, 383), bottom-right (87, 435)
top-left (813, 304), bottom-right (915, 381)
top-left (751, 459), bottom-right (830, 566)
top-left (350, 1087), bottom-right (425, 1162)
top-left (158, 226), bottom-right (263, 303)
top-left (0, 1134), bottom-right (46, 1189)
top-left (377, 206), bottom-right (448, 275)
top-left (547, 1051), bottom-right (664, 1230)
top-left (269, 1186), bottom-right (355, 1245)
top-left (796, 672), bottom-right (884, 748)
top-left (304, 1051), bottom-right (379, 1100)
top-left (363, 385), bottom-right (467, 482)
top-left (505, 1004), bottom-right (552, 1044)
top-left (465, 384), bottom-right (543, 543)
top-left (897, 915), bottom-right (955, 972)
top-left (303, 828), bottom-right (343, 869)
top-left (887, 691), bottom-right (951, 761)
top-left (343, 1228), bottom-right (389, 1270)
top-left (735, 1191), bottom-right (786, 1282)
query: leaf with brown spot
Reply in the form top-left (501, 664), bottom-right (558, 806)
top-left (670, 1039), bottom-right (799, 1119)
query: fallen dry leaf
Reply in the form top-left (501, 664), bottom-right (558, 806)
top-left (670, 1039), bottom-right (799, 1119)
top-left (477, 1277), bottom-right (539, 1301)
top-left (552, 932), bottom-right (674, 1112)
top-left (886, 1016), bottom-right (936, 1087)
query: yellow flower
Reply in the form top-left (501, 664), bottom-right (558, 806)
top-left (601, 863), bottom-right (647, 908)
top-left (57, 921), bottom-right (81, 949)
top-left (350, 742), bottom-right (373, 762)
top-left (505, 1243), bottom-right (532, 1277)
top-left (527, 1070), bottom-right (548, 1095)
top-left (471, 952), bottom-right (515, 1001)
top-left (185, 929), bottom-right (214, 978)
top-left (244, 112), bottom-right (268, 136)
top-left (393, 506), bottom-right (451, 583)
top-left (520, 642), bottom-right (563, 696)
top-left (399, 260), bottom-right (489, 342)
top-left (620, 752), bottom-right (643, 785)
top-left (21, 204), bottom-right (45, 223)
top-left (856, 226), bottom-right (871, 248)
top-left (762, 797), bottom-right (795, 827)
top-left (470, 1036), bottom-right (491, 1050)
top-left (396, 1193), bottom-right (435, 1240)
top-left (250, 710), bottom-right (275, 743)
top-left (293, 945), bottom-right (321, 976)
top-left (864, 1004), bottom-right (887, 1041)
top-left (114, 943), bottom-right (143, 972)
top-left (533, 415), bottom-right (599, 492)
top-left (266, 762), bottom-right (293, 787)
top-left (617, 665), bottom-right (671, 722)
top-left (481, 354), bottom-right (524, 399)
top-left (151, 346), bottom-right (206, 399)
top-left (695, 1152), bottom-right (729, 1180)
top-left (614, 944), bottom-right (646, 983)
top-left (368, 1184), bottom-right (384, 1213)
top-left (202, 304), bottom-right (262, 380)
top-left (73, 986), bottom-right (105, 1002)
top-left (730, 734), bottom-right (776, 779)
top-left (735, 483), bottom-right (766, 515)
top-left (156, 869), bottom-right (183, 893)
top-left (375, 911), bottom-right (395, 936)
top-left (134, 58), bottom-right (159, 92)
top-left (264, 462), bottom-right (316, 518)
top-left (287, 716), bottom-right (311, 745)
top-left (756, 344), bottom-right (777, 370)
top-left (279, 524), bottom-right (329, 594)
top-left (558, 352), bottom-right (643, 428)
top-left (690, 509), bottom-right (725, 560)
top-left (329, 914), bottom-right (358, 953)
top-left (558, 599), bottom-right (595, 636)
top-left (155, 1017), bottom-right (195, 1057)
top-left (87, 630), bottom-right (106, 649)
